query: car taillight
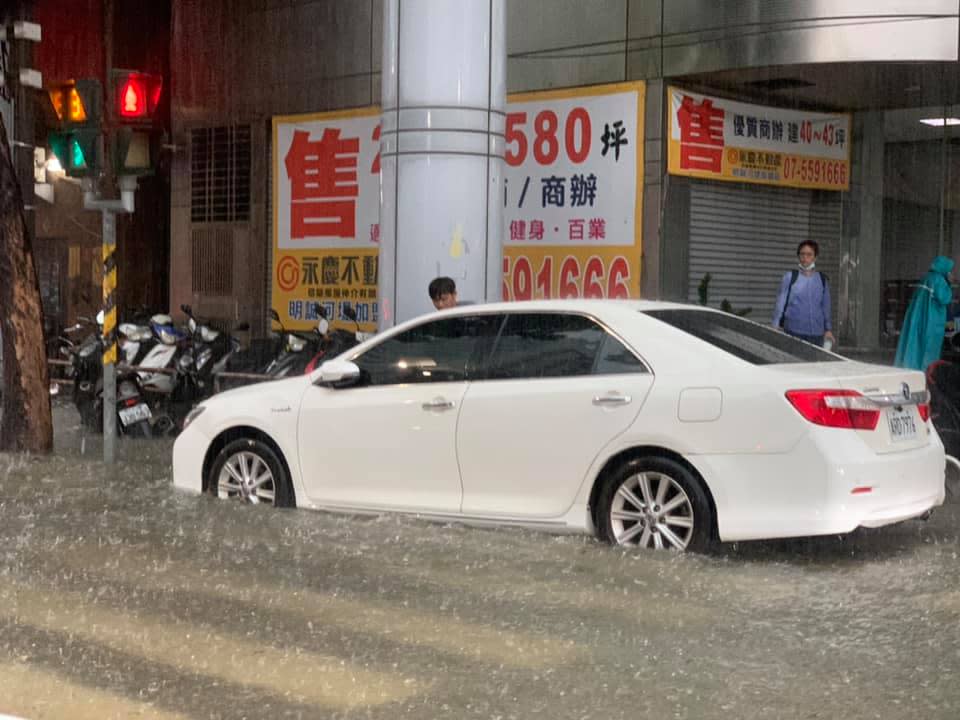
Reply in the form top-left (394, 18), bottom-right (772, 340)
top-left (918, 402), bottom-right (930, 422)
top-left (785, 389), bottom-right (880, 430)
top-left (124, 397), bottom-right (140, 407)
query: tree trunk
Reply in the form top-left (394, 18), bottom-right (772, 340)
top-left (0, 112), bottom-right (53, 453)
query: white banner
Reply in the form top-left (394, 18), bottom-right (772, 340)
top-left (503, 86), bottom-right (641, 248)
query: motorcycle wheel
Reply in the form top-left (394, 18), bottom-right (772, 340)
top-left (130, 420), bottom-right (152, 439)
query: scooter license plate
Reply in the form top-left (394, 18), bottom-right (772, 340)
top-left (118, 403), bottom-right (151, 426)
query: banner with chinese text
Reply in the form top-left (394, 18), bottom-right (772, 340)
top-left (503, 81), bottom-right (644, 300)
top-left (272, 82), bottom-right (645, 331)
top-left (272, 107), bottom-right (381, 331)
top-left (667, 86), bottom-right (851, 191)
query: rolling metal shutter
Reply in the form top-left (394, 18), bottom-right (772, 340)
top-left (687, 180), bottom-right (841, 329)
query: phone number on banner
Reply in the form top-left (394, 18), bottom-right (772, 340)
top-left (502, 254), bottom-right (632, 300)
top-left (780, 156), bottom-right (848, 188)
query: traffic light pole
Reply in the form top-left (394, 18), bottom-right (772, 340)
top-left (83, 176), bottom-right (137, 464)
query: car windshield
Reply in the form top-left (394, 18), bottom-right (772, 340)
top-left (643, 309), bottom-right (843, 365)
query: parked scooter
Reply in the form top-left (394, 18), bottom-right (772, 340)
top-left (303, 305), bottom-right (372, 373)
top-left (179, 304), bottom-right (248, 392)
top-left (141, 305), bottom-right (248, 433)
top-left (59, 312), bottom-right (152, 437)
top-left (262, 304), bottom-right (330, 378)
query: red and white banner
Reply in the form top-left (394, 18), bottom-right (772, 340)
top-left (667, 86), bottom-right (851, 191)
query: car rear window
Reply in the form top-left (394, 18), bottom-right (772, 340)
top-left (643, 309), bottom-right (843, 365)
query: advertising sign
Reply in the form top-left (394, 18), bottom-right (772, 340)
top-left (272, 107), bottom-right (381, 331)
top-left (272, 81), bottom-right (645, 330)
top-left (667, 86), bottom-right (851, 191)
top-left (503, 81), bottom-right (644, 300)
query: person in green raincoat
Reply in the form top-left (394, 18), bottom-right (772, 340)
top-left (894, 255), bottom-right (955, 370)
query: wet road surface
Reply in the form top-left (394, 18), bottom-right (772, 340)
top-left (1, 402), bottom-right (959, 718)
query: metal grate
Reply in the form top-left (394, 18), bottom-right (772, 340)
top-left (191, 227), bottom-right (234, 296)
top-left (191, 125), bottom-right (252, 223)
top-left (687, 181), bottom-right (841, 328)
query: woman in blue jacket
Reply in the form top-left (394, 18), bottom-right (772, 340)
top-left (895, 255), bottom-right (955, 370)
top-left (772, 240), bottom-right (834, 348)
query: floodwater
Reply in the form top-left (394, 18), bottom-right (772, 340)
top-left (0, 402), bottom-right (959, 719)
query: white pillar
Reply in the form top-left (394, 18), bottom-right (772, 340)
top-left (379, 0), bottom-right (506, 326)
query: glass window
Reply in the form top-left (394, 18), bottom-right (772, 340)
top-left (354, 314), bottom-right (503, 386)
top-left (644, 309), bottom-right (842, 365)
top-left (594, 333), bottom-right (647, 375)
top-left (487, 313), bottom-right (609, 379)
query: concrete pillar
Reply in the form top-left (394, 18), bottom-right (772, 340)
top-left (379, 0), bottom-right (506, 326)
top-left (641, 78), bottom-right (663, 299)
top-left (842, 111), bottom-right (884, 350)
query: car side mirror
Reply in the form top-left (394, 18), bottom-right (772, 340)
top-left (343, 306), bottom-right (358, 322)
top-left (315, 359), bottom-right (361, 388)
top-left (181, 304), bottom-right (193, 316)
top-left (269, 308), bottom-right (281, 322)
top-left (314, 302), bottom-right (327, 319)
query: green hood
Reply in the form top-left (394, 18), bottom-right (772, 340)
top-left (931, 255), bottom-right (954, 276)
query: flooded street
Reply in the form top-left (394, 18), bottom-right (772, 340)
top-left (0, 402), bottom-right (959, 719)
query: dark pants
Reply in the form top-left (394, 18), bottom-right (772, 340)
top-left (786, 331), bottom-right (824, 347)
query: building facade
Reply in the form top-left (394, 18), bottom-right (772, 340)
top-left (167, 0), bottom-right (960, 353)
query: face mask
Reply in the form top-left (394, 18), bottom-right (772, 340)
top-left (798, 261), bottom-right (816, 271)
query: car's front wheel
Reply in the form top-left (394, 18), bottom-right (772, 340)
top-left (208, 438), bottom-right (294, 507)
top-left (596, 456), bottom-right (713, 552)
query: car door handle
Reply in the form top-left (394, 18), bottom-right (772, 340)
top-left (593, 394), bottom-right (632, 406)
top-left (422, 398), bottom-right (456, 411)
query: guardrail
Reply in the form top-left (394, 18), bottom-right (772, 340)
top-left (47, 358), bottom-right (276, 395)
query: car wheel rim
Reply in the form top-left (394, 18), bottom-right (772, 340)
top-left (217, 451), bottom-right (276, 505)
top-left (610, 471), bottom-right (694, 550)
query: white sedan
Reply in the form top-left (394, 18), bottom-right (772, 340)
top-left (173, 300), bottom-right (945, 551)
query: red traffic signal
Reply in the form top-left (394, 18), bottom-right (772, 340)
top-left (112, 70), bottom-right (162, 122)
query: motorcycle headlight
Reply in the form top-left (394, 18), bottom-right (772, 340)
top-left (197, 347), bottom-right (213, 369)
top-left (159, 327), bottom-right (178, 345)
top-left (288, 334), bottom-right (306, 353)
top-left (200, 326), bottom-right (220, 343)
top-left (177, 353), bottom-right (194, 371)
top-left (78, 343), bottom-right (96, 358)
top-left (182, 405), bottom-right (205, 431)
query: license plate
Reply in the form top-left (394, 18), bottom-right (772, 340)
top-left (118, 403), bottom-right (151, 426)
top-left (886, 407), bottom-right (917, 442)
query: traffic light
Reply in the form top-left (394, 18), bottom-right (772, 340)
top-left (47, 79), bottom-right (103, 177)
top-left (49, 131), bottom-right (99, 174)
top-left (110, 70), bottom-right (163, 175)
top-left (112, 127), bottom-right (156, 174)
top-left (48, 79), bottom-right (101, 127)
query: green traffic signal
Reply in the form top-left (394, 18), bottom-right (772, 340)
top-left (48, 130), bottom-right (101, 178)
top-left (70, 137), bottom-right (87, 169)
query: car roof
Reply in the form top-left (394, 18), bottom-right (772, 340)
top-left (435, 298), bottom-right (708, 315)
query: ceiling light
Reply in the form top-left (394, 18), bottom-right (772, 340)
top-left (920, 118), bottom-right (960, 126)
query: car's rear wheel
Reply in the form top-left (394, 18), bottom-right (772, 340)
top-left (208, 438), bottom-right (293, 507)
top-left (596, 456), bottom-right (713, 552)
